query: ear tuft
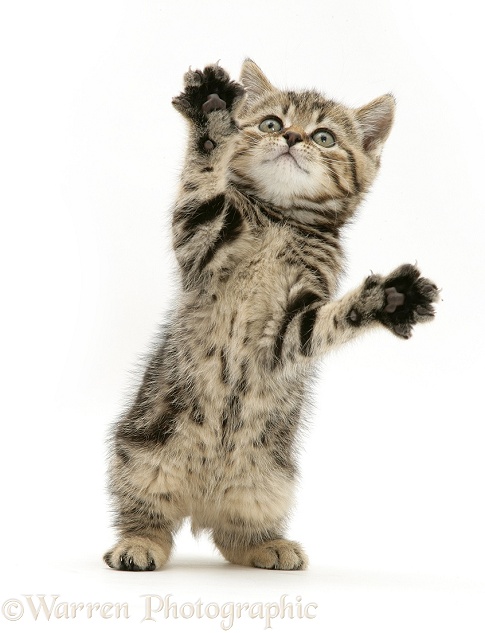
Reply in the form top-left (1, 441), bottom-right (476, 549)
top-left (240, 59), bottom-right (274, 102)
top-left (356, 94), bottom-right (395, 158)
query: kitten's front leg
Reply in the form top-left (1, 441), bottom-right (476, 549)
top-left (277, 264), bottom-right (439, 363)
top-left (344, 263), bottom-right (439, 339)
top-left (171, 65), bottom-right (246, 287)
top-left (172, 63), bottom-right (245, 184)
top-left (311, 264), bottom-right (439, 351)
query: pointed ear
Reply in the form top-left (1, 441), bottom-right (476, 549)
top-left (355, 94), bottom-right (395, 158)
top-left (240, 59), bottom-right (274, 103)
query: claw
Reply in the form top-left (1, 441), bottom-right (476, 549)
top-left (416, 305), bottom-right (433, 316)
top-left (172, 97), bottom-right (191, 109)
top-left (394, 323), bottom-right (411, 338)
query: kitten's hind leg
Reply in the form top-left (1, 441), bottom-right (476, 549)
top-left (213, 530), bottom-right (308, 571)
top-left (103, 449), bottom-right (186, 571)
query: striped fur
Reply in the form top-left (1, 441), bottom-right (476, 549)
top-left (104, 61), bottom-right (439, 572)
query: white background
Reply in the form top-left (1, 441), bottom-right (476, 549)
top-left (1, 1), bottom-right (484, 631)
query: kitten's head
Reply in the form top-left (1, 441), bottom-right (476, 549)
top-left (231, 60), bottom-right (395, 225)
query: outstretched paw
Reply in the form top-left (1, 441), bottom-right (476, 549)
top-left (377, 264), bottom-right (439, 339)
top-left (172, 63), bottom-right (245, 122)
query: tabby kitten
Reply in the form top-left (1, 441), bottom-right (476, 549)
top-left (103, 60), bottom-right (438, 571)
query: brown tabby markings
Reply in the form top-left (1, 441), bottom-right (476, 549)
top-left (103, 60), bottom-right (438, 572)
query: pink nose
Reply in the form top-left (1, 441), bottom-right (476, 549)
top-left (283, 131), bottom-right (303, 147)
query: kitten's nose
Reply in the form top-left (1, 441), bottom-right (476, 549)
top-left (283, 131), bottom-right (303, 147)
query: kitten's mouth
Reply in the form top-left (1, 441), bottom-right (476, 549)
top-left (274, 150), bottom-right (309, 174)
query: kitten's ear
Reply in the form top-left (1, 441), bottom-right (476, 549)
top-left (355, 94), bottom-right (395, 159)
top-left (240, 59), bottom-right (274, 103)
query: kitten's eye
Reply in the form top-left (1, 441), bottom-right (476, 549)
top-left (312, 129), bottom-right (336, 148)
top-left (259, 118), bottom-right (282, 133)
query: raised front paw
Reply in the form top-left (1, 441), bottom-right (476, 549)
top-left (377, 264), bottom-right (439, 339)
top-left (172, 63), bottom-right (245, 122)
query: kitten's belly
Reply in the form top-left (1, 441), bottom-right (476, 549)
top-left (131, 411), bottom-right (295, 529)
top-left (180, 423), bottom-right (295, 530)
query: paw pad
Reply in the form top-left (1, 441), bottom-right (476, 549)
top-left (376, 264), bottom-right (439, 339)
top-left (349, 309), bottom-right (360, 322)
top-left (202, 93), bottom-right (226, 114)
top-left (384, 287), bottom-right (405, 313)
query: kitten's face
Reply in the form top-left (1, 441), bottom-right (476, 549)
top-left (231, 61), bottom-right (395, 222)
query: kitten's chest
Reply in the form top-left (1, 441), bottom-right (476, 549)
top-left (177, 228), bottom-right (312, 409)
top-left (214, 223), bottom-right (302, 301)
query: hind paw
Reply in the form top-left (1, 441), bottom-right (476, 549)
top-left (251, 539), bottom-right (308, 570)
top-left (103, 536), bottom-right (170, 572)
